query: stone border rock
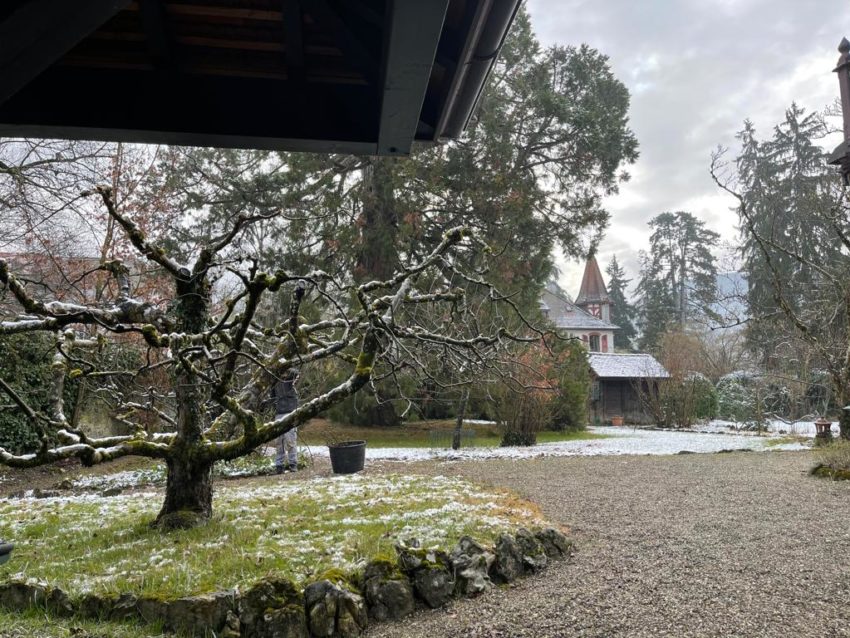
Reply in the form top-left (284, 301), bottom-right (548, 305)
top-left (810, 463), bottom-right (850, 480)
top-left (0, 527), bottom-right (572, 637)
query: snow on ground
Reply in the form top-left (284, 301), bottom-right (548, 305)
top-left (0, 475), bottom-right (539, 595)
top-left (696, 419), bottom-right (825, 437)
top-left (303, 426), bottom-right (810, 462)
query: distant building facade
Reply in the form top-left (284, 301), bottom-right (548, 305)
top-left (588, 353), bottom-right (669, 424)
top-left (540, 257), bottom-right (671, 424)
top-left (540, 257), bottom-right (618, 352)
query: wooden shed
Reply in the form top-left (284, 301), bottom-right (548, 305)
top-left (588, 353), bottom-right (669, 425)
top-left (0, 0), bottom-right (521, 154)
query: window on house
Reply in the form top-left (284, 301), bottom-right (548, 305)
top-left (601, 334), bottom-right (608, 353)
top-left (589, 334), bottom-right (600, 351)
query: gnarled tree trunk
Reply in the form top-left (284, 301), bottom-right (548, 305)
top-left (155, 272), bottom-right (214, 529)
top-left (157, 450), bottom-right (214, 529)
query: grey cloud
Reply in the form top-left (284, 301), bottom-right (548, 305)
top-left (527, 0), bottom-right (850, 291)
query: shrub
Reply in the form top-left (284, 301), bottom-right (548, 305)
top-left (636, 330), bottom-right (719, 428)
top-left (763, 382), bottom-right (792, 416)
top-left (416, 380), bottom-right (456, 420)
top-left (325, 390), bottom-right (403, 427)
top-left (715, 371), bottom-right (774, 431)
top-left (495, 338), bottom-right (589, 445)
top-left (634, 372), bottom-right (716, 429)
top-left (688, 372), bottom-right (718, 420)
top-left (805, 369), bottom-right (835, 416)
top-left (320, 357), bottom-right (415, 427)
top-left (0, 333), bottom-right (80, 453)
top-left (497, 390), bottom-right (548, 447)
top-left (549, 340), bottom-right (590, 431)
top-left (716, 371), bottom-right (758, 422)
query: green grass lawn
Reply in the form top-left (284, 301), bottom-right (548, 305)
top-left (0, 608), bottom-right (164, 638)
top-left (763, 434), bottom-right (810, 447)
top-left (0, 474), bottom-right (543, 601)
top-left (300, 419), bottom-right (606, 449)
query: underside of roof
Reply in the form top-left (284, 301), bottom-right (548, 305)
top-left (0, 0), bottom-right (521, 155)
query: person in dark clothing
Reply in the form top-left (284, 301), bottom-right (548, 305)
top-left (270, 367), bottom-right (300, 473)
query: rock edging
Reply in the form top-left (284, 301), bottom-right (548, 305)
top-left (810, 463), bottom-right (850, 480)
top-left (0, 527), bottom-right (572, 637)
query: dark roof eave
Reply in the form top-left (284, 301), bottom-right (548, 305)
top-left (554, 322), bottom-right (619, 331)
top-left (431, 0), bottom-right (523, 142)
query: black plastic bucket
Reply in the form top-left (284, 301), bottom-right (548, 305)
top-left (328, 440), bottom-right (367, 474)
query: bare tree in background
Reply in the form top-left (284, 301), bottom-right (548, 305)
top-left (0, 170), bottom-right (532, 529)
top-left (711, 150), bottom-right (850, 439)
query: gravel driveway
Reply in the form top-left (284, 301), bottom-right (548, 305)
top-left (368, 451), bottom-right (850, 638)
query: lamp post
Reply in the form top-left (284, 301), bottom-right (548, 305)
top-left (828, 38), bottom-right (850, 183)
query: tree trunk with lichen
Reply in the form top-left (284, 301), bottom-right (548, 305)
top-left (155, 368), bottom-right (213, 528)
top-left (157, 449), bottom-right (213, 529)
top-left (155, 271), bottom-right (214, 529)
top-left (839, 398), bottom-right (850, 441)
top-left (452, 389), bottom-right (468, 451)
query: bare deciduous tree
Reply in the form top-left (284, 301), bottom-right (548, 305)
top-left (0, 181), bottom-right (528, 529)
top-left (711, 149), bottom-right (850, 438)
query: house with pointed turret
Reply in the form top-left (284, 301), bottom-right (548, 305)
top-left (576, 256), bottom-right (612, 322)
top-left (539, 257), bottom-right (618, 353)
top-left (540, 256), bottom-right (669, 424)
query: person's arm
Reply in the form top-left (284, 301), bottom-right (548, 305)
top-left (262, 382), bottom-right (277, 411)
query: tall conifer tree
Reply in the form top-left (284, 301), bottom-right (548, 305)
top-left (606, 256), bottom-right (637, 350)
top-left (637, 212), bottom-right (719, 351)
top-left (735, 105), bottom-right (838, 365)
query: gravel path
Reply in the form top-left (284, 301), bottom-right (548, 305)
top-left (368, 451), bottom-right (850, 638)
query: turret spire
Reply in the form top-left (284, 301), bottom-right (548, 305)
top-left (575, 256), bottom-right (610, 321)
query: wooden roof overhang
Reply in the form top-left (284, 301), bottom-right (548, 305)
top-left (0, 0), bottom-right (521, 155)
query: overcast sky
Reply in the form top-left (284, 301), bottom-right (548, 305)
top-left (525, 0), bottom-right (850, 297)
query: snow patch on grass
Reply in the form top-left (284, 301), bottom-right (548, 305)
top-left (698, 419), bottom-right (824, 438)
top-left (0, 474), bottom-right (541, 599)
top-left (68, 455), bottom-right (280, 491)
top-left (309, 426), bottom-right (810, 461)
top-left (71, 468), bottom-right (166, 490)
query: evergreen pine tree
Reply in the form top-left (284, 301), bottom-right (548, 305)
top-left (605, 255), bottom-right (637, 350)
top-left (735, 105), bottom-right (839, 366)
top-left (636, 212), bottom-right (719, 351)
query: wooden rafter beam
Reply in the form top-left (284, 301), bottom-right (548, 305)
top-left (0, 0), bottom-right (131, 106)
top-left (377, 0), bottom-right (450, 155)
top-left (138, 0), bottom-right (171, 69)
top-left (283, 0), bottom-right (305, 84)
top-left (308, 0), bottom-right (379, 87)
top-left (160, 4), bottom-right (281, 22)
